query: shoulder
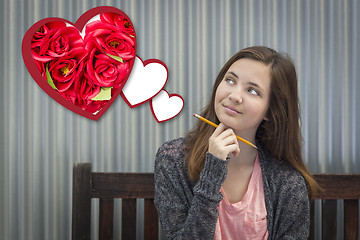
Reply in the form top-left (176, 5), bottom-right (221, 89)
top-left (155, 137), bottom-right (187, 172)
top-left (156, 137), bottom-right (186, 158)
top-left (155, 137), bottom-right (186, 163)
top-left (154, 137), bottom-right (195, 196)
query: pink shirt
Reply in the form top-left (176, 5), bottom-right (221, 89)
top-left (214, 155), bottom-right (268, 240)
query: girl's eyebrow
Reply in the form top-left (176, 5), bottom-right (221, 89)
top-left (249, 82), bottom-right (260, 88)
top-left (227, 71), bottom-right (239, 79)
top-left (249, 81), bottom-right (264, 92)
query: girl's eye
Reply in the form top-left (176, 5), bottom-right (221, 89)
top-left (248, 88), bottom-right (259, 96)
top-left (226, 78), bottom-right (235, 84)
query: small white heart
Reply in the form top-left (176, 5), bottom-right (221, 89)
top-left (150, 90), bottom-right (184, 122)
top-left (121, 56), bottom-right (168, 108)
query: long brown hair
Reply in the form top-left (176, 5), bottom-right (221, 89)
top-left (185, 46), bottom-right (321, 198)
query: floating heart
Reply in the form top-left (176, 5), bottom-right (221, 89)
top-left (150, 90), bottom-right (184, 123)
top-left (121, 56), bottom-right (168, 108)
top-left (22, 6), bottom-right (137, 121)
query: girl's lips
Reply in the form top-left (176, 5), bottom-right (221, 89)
top-left (224, 105), bottom-right (241, 114)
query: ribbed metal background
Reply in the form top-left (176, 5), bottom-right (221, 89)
top-left (1, 0), bottom-right (359, 239)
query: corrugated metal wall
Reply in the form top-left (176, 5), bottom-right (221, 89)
top-left (1, 0), bottom-right (359, 239)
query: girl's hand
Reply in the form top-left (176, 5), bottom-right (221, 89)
top-left (208, 123), bottom-right (240, 160)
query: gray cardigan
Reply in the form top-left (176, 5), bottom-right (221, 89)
top-left (154, 137), bottom-right (309, 239)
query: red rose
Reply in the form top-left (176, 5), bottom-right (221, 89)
top-left (74, 72), bottom-right (100, 101)
top-left (32, 25), bottom-right (84, 63)
top-left (85, 40), bottom-right (130, 88)
top-left (84, 14), bottom-right (135, 61)
top-left (47, 47), bottom-right (88, 92)
top-left (59, 77), bottom-right (102, 113)
top-left (32, 22), bottom-right (66, 43)
top-left (99, 12), bottom-right (136, 36)
top-left (31, 22), bottom-right (67, 72)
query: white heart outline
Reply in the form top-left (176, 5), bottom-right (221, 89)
top-left (121, 56), bottom-right (168, 108)
top-left (150, 89), bottom-right (184, 123)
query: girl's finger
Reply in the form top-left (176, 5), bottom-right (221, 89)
top-left (227, 143), bottom-right (241, 157)
top-left (211, 122), bottom-right (228, 137)
top-left (217, 128), bottom-right (237, 141)
top-left (220, 133), bottom-right (238, 147)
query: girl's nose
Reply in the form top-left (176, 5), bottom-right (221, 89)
top-left (228, 91), bottom-right (243, 104)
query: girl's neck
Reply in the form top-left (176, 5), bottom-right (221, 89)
top-left (235, 128), bottom-right (257, 140)
top-left (228, 141), bottom-right (258, 167)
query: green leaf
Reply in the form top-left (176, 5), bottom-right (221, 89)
top-left (106, 53), bottom-right (124, 63)
top-left (45, 64), bottom-right (57, 90)
top-left (92, 87), bottom-right (113, 101)
top-left (102, 49), bottom-right (124, 63)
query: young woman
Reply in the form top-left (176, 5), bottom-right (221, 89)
top-left (154, 46), bottom-right (320, 239)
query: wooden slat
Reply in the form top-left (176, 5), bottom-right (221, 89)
top-left (313, 174), bottom-right (360, 199)
top-left (309, 200), bottom-right (315, 240)
top-left (99, 198), bottom-right (114, 240)
top-left (144, 199), bottom-right (158, 240)
top-left (72, 163), bottom-right (92, 240)
top-left (92, 173), bottom-right (155, 198)
top-left (322, 199), bottom-right (337, 240)
top-left (122, 199), bottom-right (137, 240)
top-left (344, 199), bottom-right (359, 240)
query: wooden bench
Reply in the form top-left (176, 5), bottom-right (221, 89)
top-left (72, 163), bottom-right (360, 240)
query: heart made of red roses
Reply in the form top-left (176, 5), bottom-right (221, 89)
top-left (22, 6), bottom-right (136, 121)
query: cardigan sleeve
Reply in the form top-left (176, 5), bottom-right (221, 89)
top-left (154, 139), bottom-right (228, 239)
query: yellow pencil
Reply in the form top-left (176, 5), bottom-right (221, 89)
top-left (193, 113), bottom-right (258, 149)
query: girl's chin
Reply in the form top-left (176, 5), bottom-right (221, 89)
top-left (217, 117), bottom-right (239, 129)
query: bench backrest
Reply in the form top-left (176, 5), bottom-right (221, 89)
top-left (72, 163), bottom-right (158, 240)
top-left (72, 163), bottom-right (360, 239)
top-left (310, 174), bottom-right (360, 240)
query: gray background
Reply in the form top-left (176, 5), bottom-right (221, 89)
top-left (1, 0), bottom-right (359, 239)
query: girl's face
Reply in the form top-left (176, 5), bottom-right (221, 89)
top-left (214, 58), bottom-right (272, 139)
